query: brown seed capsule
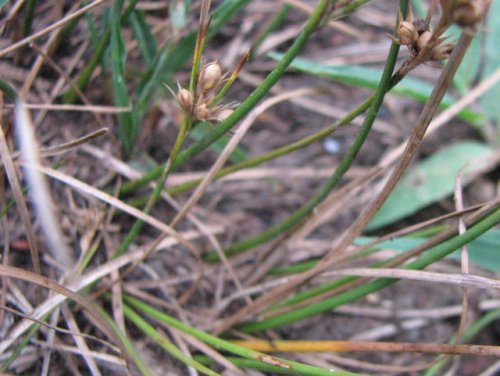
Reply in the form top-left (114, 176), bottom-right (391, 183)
top-left (450, 0), bottom-right (489, 27)
top-left (431, 43), bottom-right (455, 61)
top-left (176, 87), bottom-right (193, 112)
top-left (193, 103), bottom-right (210, 120)
top-left (416, 30), bottom-right (432, 53)
top-left (199, 62), bottom-right (222, 93)
top-left (396, 8), bottom-right (418, 45)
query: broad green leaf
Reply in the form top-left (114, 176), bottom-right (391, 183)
top-left (366, 141), bottom-right (495, 230)
top-left (269, 52), bottom-right (484, 125)
top-left (355, 229), bottom-right (500, 272)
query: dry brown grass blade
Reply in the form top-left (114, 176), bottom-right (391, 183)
top-left (6, 103), bottom-right (132, 113)
top-left (230, 339), bottom-right (500, 356)
top-left (0, 92), bottom-right (9, 328)
top-left (0, 105), bottom-right (41, 275)
top-left (61, 304), bottom-right (102, 376)
top-left (319, 268), bottom-right (500, 290)
top-left (0, 0), bottom-right (105, 58)
top-left (15, 100), bottom-right (74, 267)
top-left (0, 303), bottom-right (117, 350)
top-left (0, 264), bottom-right (127, 365)
top-left (35, 165), bottom-right (201, 257)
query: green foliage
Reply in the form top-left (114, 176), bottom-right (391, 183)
top-left (110, 0), bottom-right (138, 156)
top-left (367, 141), bottom-right (495, 230)
top-left (479, 0), bottom-right (500, 131)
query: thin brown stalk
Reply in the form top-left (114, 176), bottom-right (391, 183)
top-left (231, 339), bottom-right (500, 356)
top-left (7, 103), bottom-right (132, 113)
top-left (319, 268), bottom-right (500, 290)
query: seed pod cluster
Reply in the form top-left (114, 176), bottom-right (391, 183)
top-left (176, 61), bottom-right (234, 123)
top-left (390, 7), bottom-right (455, 62)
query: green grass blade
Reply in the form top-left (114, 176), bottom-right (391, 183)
top-left (94, 305), bottom-right (152, 376)
top-left (195, 356), bottom-right (346, 376)
top-left (366, 141), bottom-right (495, 230)
top-left (62, 0), bottom-right (138, 104)
top-left (123, 305), bottom-right (220, 376)
top-left (110, 0), bottom-right (138, 155)
top-left (129, 9), bottom-right (157, 67)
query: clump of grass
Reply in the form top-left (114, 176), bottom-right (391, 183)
top-left (0, 0), bottom-right (498, 375)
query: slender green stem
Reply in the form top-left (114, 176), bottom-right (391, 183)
top-left (239, 208), bottom-right (500, 333)
top-left (169, 104), bottom-right (366, 195)
top-left (194, 356), bottom-right (341, 376)
top-left (0, 323), bottom-right (41, 371)
top-left (112, 117), bottom-right (189, 258)
top-left (123, 297), bottom-right (360, 376)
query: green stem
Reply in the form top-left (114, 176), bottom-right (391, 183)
top-left (239, 208), bottom-right (500, 333)
top-left (123, 297), bottom-right (360, 376)
top-left (112, 117), bottom-right (189, 258)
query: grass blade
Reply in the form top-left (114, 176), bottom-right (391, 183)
top-left (110, 0), bottom-right (138, 155)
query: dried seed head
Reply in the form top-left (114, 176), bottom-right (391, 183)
top-left (449, 0), bottom-right (489, 27)
top-left (431, 42), bottom-right (455, 61)
top-left (211, 108), bottom-right (233, 123)
top-left (193, 102), bottom-right (210, 120)
top-left (176, 87), bottom-right (193, 113)
top-left (396, 8), bottom-right (418, 45)
top-left (397, 21), bottom-right (418, 45)
top-left (199, 62), bottom-right (222, 93)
